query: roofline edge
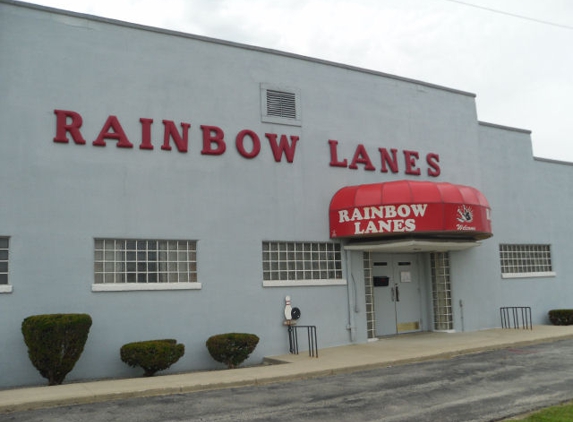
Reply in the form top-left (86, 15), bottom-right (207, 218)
top-left (3, 0), bottom-right (477, 99)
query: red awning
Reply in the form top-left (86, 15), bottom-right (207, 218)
top-left (329, 180), bottom-right (492, 240)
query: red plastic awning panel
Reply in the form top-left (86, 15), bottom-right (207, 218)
top-left (329, 180), bottom-right (492, 240)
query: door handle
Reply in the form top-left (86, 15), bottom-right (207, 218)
top-left (391, 286), bottom-right (395, 302)
top-left (396, 285), bottom-right (400, 302)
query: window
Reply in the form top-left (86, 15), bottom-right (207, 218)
top-left (260, 84), bottom-right (302, 126)
top-left (93, 239), bottom-right (200, 291)
top-left (363, 252), bottom-right (376, 339)
top-left (262, 241), bottom-right (345, 287)
top-left (0, 237), bottom-right (10, 293)
top-left (431, 252), bottom-right (453, 331)
top-left (499, 244), bottom-right (555, 278)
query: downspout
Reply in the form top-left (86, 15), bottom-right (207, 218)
top-left (344, 247), bottom-right (357, 342)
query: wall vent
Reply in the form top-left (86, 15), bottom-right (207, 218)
top-left (261, 84), bottom-right (301, 126)
top-left (266, 90), bottom-right (297, 119)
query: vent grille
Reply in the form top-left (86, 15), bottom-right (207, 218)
top-left (266, 90), bottom-right (297, 119)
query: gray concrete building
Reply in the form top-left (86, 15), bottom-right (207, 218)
top-left (1, 0), bottom-right (571, 388)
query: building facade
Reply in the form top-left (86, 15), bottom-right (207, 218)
top-left (1, 1), bottom-right (571, 388)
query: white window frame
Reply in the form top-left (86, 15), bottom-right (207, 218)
top-left (92, 238), bottom-right (201, 292)
top-left (262, 241), bottom-right (346, 287)
top-left (0, 237), bottom-right (11, 294)
top-left (499, 243), bottom-right (556, 279)
top-left (260, 83), bottom-right (302, 126)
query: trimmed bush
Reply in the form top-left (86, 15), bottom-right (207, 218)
top-left (120, 339), bottom-right (185, 377)
top-left (548, 309), bottom-right (573, 326)
top-left (206, 333), bottom-right (259, 369)
top-left (21, 313), bottom-right (92, 386)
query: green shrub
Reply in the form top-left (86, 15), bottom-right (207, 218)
top-left (548, 309), bottom-right (573, 326)
top-left (21, 313), bottom-right (92, 386)
top-left (206, 333), bottom-right (259, 369)
top-left (120, 339), bottom-right (185, 377)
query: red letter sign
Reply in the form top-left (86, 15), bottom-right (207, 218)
top-left (379, 148), bottom-right (399, 173)
top-left (265, 134), bottom-right (299, 163)
top-left (403, 150), bottom-right (421, 175)
top-left (161, 120), bottom-right (190, 153)
top-left (236, 129), bottom-right (261, 159)
top-left (139, 118), bottom-right (154, 150)
top-left (200, 125), bottom-right (226, 155)
top-left (426, 153), bottom-right (441, 177)
top-left (92, 116), bottom-right (134, 148)
top-left (53, 109), bottom-right (87, 144)
top-left (349, 144), bottom-right (375, 171)
top-left (328, 140), bottom-right (348, 168)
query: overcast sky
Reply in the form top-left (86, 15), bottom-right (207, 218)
top-left (26, 0), bottom-right (573, 162)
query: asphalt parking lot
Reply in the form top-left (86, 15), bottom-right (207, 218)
top-left (3, 336), bottom-right (573, 421)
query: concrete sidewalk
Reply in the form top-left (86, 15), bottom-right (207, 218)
top-left (2, 325), bottom-right (573, 414)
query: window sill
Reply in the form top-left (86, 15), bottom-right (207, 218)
top-left (0, 285), bottom-right (13, 294)
top-left (261, 115), bottom-right (302, 127)
top-left (502, 272), bottom-right (556, 279)
top-left (92, 283), bottom-right (202, 292)
top-left (263, 279), bottom-right (347, 287)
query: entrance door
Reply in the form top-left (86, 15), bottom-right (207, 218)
top-left (372, 253), bottom-right (422, 336)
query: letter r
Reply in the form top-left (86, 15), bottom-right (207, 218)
top-left (53, 109), bottom-right (87, 144)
